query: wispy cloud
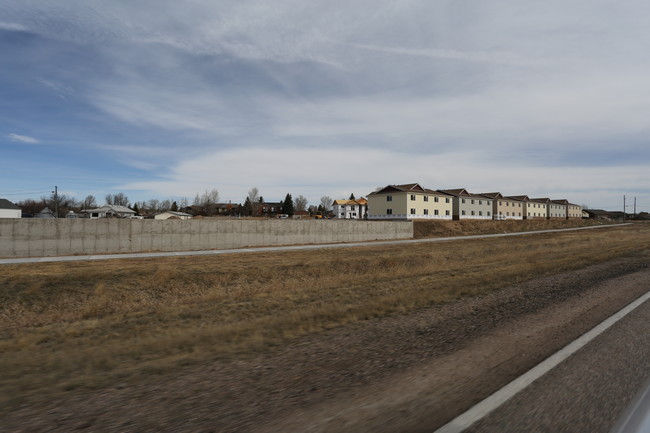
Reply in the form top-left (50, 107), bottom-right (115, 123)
top-left (0, 21), bottom-right (28, 32)
top-left (8, 133), bottom-right (40, 144)
top-left (348, 43), bottom-right (544, 67)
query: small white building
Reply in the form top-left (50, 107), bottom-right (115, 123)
top-left (0, 198), bottom-right (21, 218)
top-left (333, 198), bottom-right (367, 219)
top-left (154, 211), bottom-right (192, 220)
top-left (86, 205), bottom-right (136, 219)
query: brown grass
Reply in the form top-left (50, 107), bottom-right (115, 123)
top-left (0, 223), bottom-right (648, 410)
top-left (413, 218), bottom-right (615, 238)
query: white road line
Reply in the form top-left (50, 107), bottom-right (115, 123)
top-left (0, 223), bottom-right (631, 265)
top-left (433, 289), bottom-right (650, 433)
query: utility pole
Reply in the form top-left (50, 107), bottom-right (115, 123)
top-left (52, 185), bottom-right (58, 218)
top-left (623, 195), bottom-right (626, 222)
top-left (634, 197), bottom-right (637, 220)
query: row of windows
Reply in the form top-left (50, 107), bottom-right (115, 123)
top-left (460, 198), bottom-right (491, 205)
top-left (499, 212), bottom-right (523, 216)
top-left (387, 195), bottom-right (452, 203)
top-left (498, 201), bottom-right (523, 207)
top-left (461, 210), bottom-right (491, 216)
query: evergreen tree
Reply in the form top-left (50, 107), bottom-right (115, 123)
top-left (171, 201), bottom-right (178, 212)
top-left (282, 193), bottom-right (294, 216)
top-left (132, 202), bottom-right (140, 215)
top-left (349, 193), bottom-right (356, 200)
top-left (243, 197), bottom-right (253, 216)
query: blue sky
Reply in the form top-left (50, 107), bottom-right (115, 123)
top-left (1, 0), bottom-right (649, 211)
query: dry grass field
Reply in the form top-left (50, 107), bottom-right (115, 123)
top-left (1, 222), bottom-right (648, 412)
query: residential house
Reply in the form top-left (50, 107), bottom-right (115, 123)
top-left (333, 198), bottom-right (368, 219)
top-left (567, 203), bottom-right (583, 219)
top-left (259, 202), bottom-right (283, 217)
top-left (438, 189), bottom-right (493, 220)
top-left (505, 195), bottom-right (545, 220)
top-left (85, 205), bottom-right (136, 219)
top-left (155, 211), bottom-right (192, 220)
top-left (0, 198), bottom-right (21, 218)
top-left (35, 207), bottom-right (56, 218)
top-left (367, 183), bottom-right (453, 220)
top-left (533, 198), bottom-right (565, 220)
top-left (479, 193), bottom-right (524, 220)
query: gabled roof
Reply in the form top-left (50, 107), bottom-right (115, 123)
top-left (333, 198), bottom-right (368, 206)
top-left (552, 199), bottom-right (569, 205)
top-left (87, 205), bottom-right (136, 214)
top-left (438, 188), bottom-right (469, 197)
top-left (369, 183), bottom-right (427, 195)
top-left (0, 198), bottom-right (20, 210)
top-left (438, 188), bottom-right (488, 199)
top-left (479, 192), bottom-right (503, 199)
top-left (157, 211), bottom-right (192, 217)
top-left (505, 195), bottom-right (530, 202)
top-left (531, 197), bottom-right (552, 203)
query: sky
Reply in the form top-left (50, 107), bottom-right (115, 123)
top-left (1, 0), bottom-right (649, 211)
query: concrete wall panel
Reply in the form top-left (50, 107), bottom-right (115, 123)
top-left (0, 218), bottom-right (413, 258)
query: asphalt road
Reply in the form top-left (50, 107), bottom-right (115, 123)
top-left (459, 294), bottom-right (650, 433)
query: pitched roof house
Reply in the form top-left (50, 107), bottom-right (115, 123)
top-left (85, 205), bottom-right (136, 219)
top-left (333, 198), bottom-right (368, 219)
top-left (367, 183), bottom-right (453, 220)
top-left (0, 198), bottom-right (21, 219)
top-left (479, 192), bottom-right (524, 220)
top-left (437, 188), bottom-right (493, 220)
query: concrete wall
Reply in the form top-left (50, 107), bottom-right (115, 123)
top-left (0, 218), bottom-right (413, 258)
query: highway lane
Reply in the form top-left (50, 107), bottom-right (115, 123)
top-left (455, 292), bottom-right (650, 433)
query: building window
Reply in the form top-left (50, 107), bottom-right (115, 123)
top-left (471, 210), bottom-right (475, 215)
top-left (471, 199), bottom-right (475, 204)
top-left (446, 198), bottom-right (450, 203)
top-left (434, 196), bottom-right (439, 202)
top-left (411, 195), bottom-right (416, 201)
top-left (387, 196), bottom-right (392, 202)
top-left (445, 210), bottom-right (450, 216)
top-left (461, 210), bottom-right (466, 215)
top-left (387, 209), bottom-right (392, 215)
top-left (487, 211), bottom-right (491, 216)
top-left (462, 199), bottom-right (465, 204)
top-left (479, 211), bottom-right (483, 216)
top-left (424, 209), bottom-right (429, 215)
top-left (479, 200), bottom-right (482, 205)
top-left (424, 196), bottom-right (429, 202)
top-left (434, 209), bottom-right (439, 215)
top-left (410, 208), bottom-right (416, 214)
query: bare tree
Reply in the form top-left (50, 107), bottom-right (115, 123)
top-left (106, 192), bottom-right (129, 207)
top-left (294, 195), bottom-right (308, 212)
top-left (247, 187), bottom-right (260, 216)
top-left (160, 199), bottom-right (172, 211)
top-left (320, 196), bottom-right (333, 211)
top-left (81, 195), bottom-right (97, 210)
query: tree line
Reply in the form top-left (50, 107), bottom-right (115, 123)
top-left (14, 187), bottom-right (339, 218)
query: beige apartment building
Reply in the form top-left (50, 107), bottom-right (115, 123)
top-left (438, 189), bottom-right (493, 220)
top-left (533, 198), bottom-right (565, 219)
top-left (568, 203), bottom-right (582, 218)
top-left (480, 192), bottom-right (524, 220)
top-left (367, 183), bottom-right (453, 220)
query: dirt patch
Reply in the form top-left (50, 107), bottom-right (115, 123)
top-left (2, 256), bottom-right (648, 433)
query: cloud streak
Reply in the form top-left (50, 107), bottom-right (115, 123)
top-left (8, 133), bottom-right (40, 144)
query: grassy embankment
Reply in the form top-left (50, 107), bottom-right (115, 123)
top-left (0, 222), bottom-right (648, 410)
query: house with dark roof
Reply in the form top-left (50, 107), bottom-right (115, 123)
top-left (437, 188), bottom-right (493, 220)
top-left (367, 183), bottom-right (453, 220)
top-left (479, 192), bottom-right (524, 220)
top-left (0, 198), bottom-right (21, 218)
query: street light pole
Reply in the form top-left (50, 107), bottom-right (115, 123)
top-left (52, 185), bottom-right (58, 218)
